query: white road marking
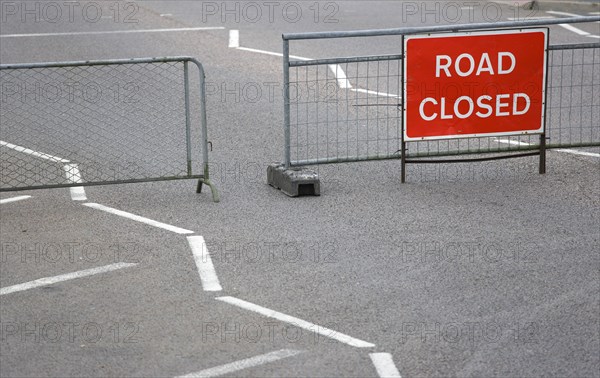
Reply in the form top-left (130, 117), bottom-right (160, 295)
top-left (547, 11), bottom-right (583, 18)
top-left (554, 149), bottom-right (600, 158)
top-left (187, 236), bottom-right (222, 291)
top-left (0, 27), bottom-right (224, 38)
top-left (494, 139), bottom-right (600, 157)
top-left (370, 353), bottom-right (402, 378)
top-left (589, 12), bottom-right (600, 15)
top-left (236, 46), bottom-right (311, 61)
top-left (329, 64), bottom-right (352, 89)
top-left (63, 163), bottom-right (87, 201)
top-left (352, 88), bottom-right (401, 99)
top-left (0, 195), bottom-right (31, 205)
top-left (232, 33), bottom-right (400, 100)
top-left (232, 32), bottom-right (352, 88)
top-left (0, 140), bottom-right (70, 163)
top-left (558, 23), bottom-right (591, 36)
top-left (176, 349), bottom-right (303, 378)
top-left (160, 13), bottom-right (173, 17)
top-left (494, 138), bottom-right (532, 147)
top-left (228, 29), bottom-right (239, 48)
top-left (545, 11), bottom-right (599, 36)
top-left (0, 262), bottom-right (136, 296)
top-left (216, 296), bottom-right (376, 348)
top-left (83, 203), bottom-right (194, 234)
top-left (507, 16), bottom-right (555, 21)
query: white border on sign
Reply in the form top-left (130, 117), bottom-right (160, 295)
top-left (402, 28), bottom-right (549, 142)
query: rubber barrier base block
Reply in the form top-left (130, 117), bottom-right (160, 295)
top-left (267, 164), bottom-right (321, 197)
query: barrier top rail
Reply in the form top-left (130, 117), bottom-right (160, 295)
top-left (0, 56), bottom-right (204, 70)
top-left (282, 16), bottom-right (600, 40)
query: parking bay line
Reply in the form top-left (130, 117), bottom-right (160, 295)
top-left (175, 349), bottom-right (303, 378)
top-left (370, 353), bottom-right (402, 378)
top-left (215, 296), bottom-right (376, 348)
top-left (0, 27), bottom-right (225, 38)
top-left (187, 236), bottom-right (222, 292)
top-left (83, 203), bottom-right (194, 234)
top-left (0, 195), bottom-right (32, 205)
top-left (0, 262), bottom-right (136, 296)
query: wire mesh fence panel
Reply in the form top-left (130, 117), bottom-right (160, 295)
top-left (289, 58), bottom-right (403, 166)
top-left (546, 45), bottom-right (600, 148)
top-left (0, 58), bottom-right (208, 191)
top-left (283, 19), bottom-right (600, 167)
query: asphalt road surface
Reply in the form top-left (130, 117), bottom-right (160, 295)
top-left (1, 1), bottom-right (599, 377)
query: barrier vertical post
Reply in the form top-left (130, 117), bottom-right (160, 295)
top-left (283, 38), bottom-right (291, 168)
top-left (184, 61), bottom-right (193, 176)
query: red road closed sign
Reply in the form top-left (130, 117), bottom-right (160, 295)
top-left (403, 29), bottom-right (548, 141)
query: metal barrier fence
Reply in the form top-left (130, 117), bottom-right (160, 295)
top-left (282, 17), bottom-right (600, 168)
top-left (0, 57), bottom-right (219, 202)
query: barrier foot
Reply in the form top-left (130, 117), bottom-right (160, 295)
top-left (197, 178), bottom-right (220, 203)
top-left (267, 164), bottom-right (320, 197)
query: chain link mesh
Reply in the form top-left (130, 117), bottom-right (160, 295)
top-left (1, 59), bottom-right (204, 191)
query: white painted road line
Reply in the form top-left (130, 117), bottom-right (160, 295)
top-left (352, 88), bottom-right (401, 99)
top-left (233, 34), bottom-right (400, 100)
top-left (558, 23), bottom-right (591, 36)
top-left (554, 149), bottom-right (600, 158)
top-left (83, 203), bottom-right (194, 234)
top-left (228, 29), bottom-right (239, 48)
top-left (330, 64), bottom-right (352, 89)
top-left (545, 11), bottom-right (598, 36)
top-left (236, 46), bottom-right (311, 61)
top-left (0, 27), bottom-right (225, 38)
top-left (494, 138), bottom-right (532, 147)
top-left (370, 353), bottom-right (402, 378)
top-left (176, 349), bottom-right (303, 378)
top-left (507, 16), bottom-right (555, 21)
top-left (494, 139), bottom-right (600, 158)
top-left (63, 163), bottom-right (87, 201)
top-left (0, 140), bottom-right (70, 163)
top-left (216, 296), bottom-right (376, 348)
top-left (0, 195), bottom-right (31, 205)
top-left (544, 12), bottom-right (600, 36)
top-left (0, 262), bottom-right (136, 296)
top-left (187, 236), bottom-right (222, 292)
top-left (547, 11), bottom-right (583, 18)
